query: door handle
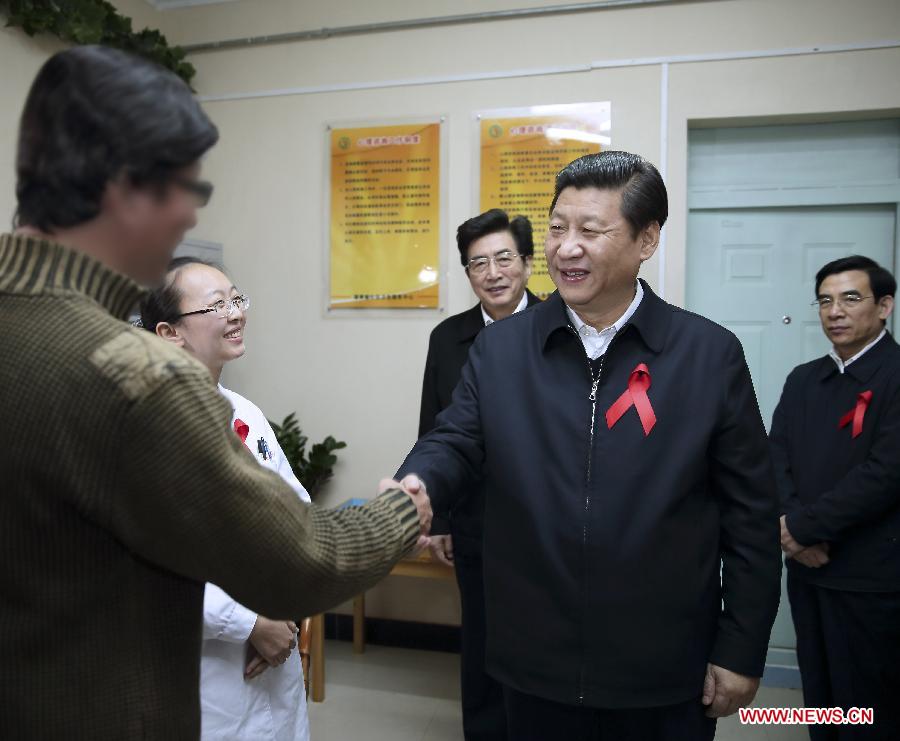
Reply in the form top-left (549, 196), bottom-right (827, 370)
top-left (782, 316), bottom-right (792, 325)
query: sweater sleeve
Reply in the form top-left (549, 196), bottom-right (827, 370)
top-left (108, 367), bottom-right (419, 621)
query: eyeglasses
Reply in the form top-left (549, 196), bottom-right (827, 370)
top-left (811, 294), bottom-right (873, 311)
top-left (466, 251), bottom-right (523, 275)
top-left (178, 294), bottom-right (250, 319)
top-left (172, 176), bottom-right (214, 207)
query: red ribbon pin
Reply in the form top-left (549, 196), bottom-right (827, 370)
top-left (605, 363), bottom-right (657, 436)
top-left (838, 390), bottom-right (872, 439)
top-left (233, 418), bottom-right (250, 444)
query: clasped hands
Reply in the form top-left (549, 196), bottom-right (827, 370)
top-left (245, 616), bottom-right (298, 680)
top-left (379, 473), bottom-right (433, 550)
top-left (780, 515), bottom-right (830, 568)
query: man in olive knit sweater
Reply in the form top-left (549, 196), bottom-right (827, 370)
top-left (0, 47), bottom-right (430, 739)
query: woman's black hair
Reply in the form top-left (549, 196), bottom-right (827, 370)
top-left (138, 257), bottom-right (225, 331)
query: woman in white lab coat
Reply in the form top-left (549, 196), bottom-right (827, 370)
top-left (140, 257), bottom-right (311, 741)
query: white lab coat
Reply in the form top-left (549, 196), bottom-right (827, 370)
top-left (200, 385), bottom-right (312, 741)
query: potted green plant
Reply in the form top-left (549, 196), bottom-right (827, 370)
top-left (269, 413), bottom-right (347, 500)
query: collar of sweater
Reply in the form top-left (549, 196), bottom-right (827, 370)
top-left (0, 233), bottom-right (145, 320)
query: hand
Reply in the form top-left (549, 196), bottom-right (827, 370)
top-left (429, 534), bottom-right (454, 566)
top-left (380, 475), bottom-right (432, 539)
top-left (248, 616), bottom-right (297, 668)
top-left (244, 643), bottom-right (269, 680)
top-left (779, 515), bottom-right (804, 557)
top-left (702, 663), bottom-right (760, 718)
top-left (791, 542), bottom-right (830, 568)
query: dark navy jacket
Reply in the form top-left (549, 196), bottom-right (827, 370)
top-left (398, 280), bottom-right (782, 708)
top-left (418, 290), bottom-right (541, 547)
top-left (771, 332), bottom-right (900, 591)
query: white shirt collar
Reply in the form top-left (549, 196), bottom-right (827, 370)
top-left (482, 291), bottom-right (529, 326)
top-left (829, 328), bottom-right (886, 373)
top-left (566, 281), bottom-right (644, 337)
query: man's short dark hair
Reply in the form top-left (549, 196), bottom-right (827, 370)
top-left (814, 255), bottom-right (897, 301)
top-left (456, 209), bottom-right (534, 267)
top-left (549, 151), bottom-right (668, 237)
top-left (816, 255), bottom-right (897, 303)
top-left (15, 45), bottom-right (219, 232)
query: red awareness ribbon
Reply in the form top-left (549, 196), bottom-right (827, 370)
top-left (838, 390), bottom-right (872, 439)
top-left (233, 418), bottom-right (250, 444)
top-left (605, 363), bottom-right (657, 436)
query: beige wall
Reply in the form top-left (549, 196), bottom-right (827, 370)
top-left (2, 0), bottom-right (899, 624)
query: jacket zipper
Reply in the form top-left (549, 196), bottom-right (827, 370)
top-left (586, 357), bottom-right (603, 483)
top-left (570, 328), bottom-right (611, 705)
top-left (569, 325), bottom-right (615, 705)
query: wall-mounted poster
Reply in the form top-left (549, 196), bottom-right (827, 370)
top-left (328, 120), bottom-right (442, 309)
top-left (478, 103), bottom-right (611, 298)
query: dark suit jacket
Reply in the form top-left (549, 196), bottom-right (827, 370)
top-left (771, 332), bottom-right (900, 591)
top-left (418, 290), bottom-right (541, 545)
top-left (399, 281), bottom-right (781, 708)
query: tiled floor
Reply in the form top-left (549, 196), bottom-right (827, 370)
top-left (308, 641), bottom-right (809, 740)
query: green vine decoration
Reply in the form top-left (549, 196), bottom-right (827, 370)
top-left (0, 0), bottom-right (196, 86)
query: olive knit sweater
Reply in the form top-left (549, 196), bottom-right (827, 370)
top-left (0, 234), bottom-right (419, 739)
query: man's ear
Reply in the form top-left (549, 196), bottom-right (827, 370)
top-left (877, 295), bottom-right (894, 322)
top-left (155, 321), bottom-right (184, 347)
top-left (523, 255), bottom-right (534, 281)
top-left (639, 222), bottom-right (661, 262)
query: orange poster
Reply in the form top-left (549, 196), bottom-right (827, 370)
top-left (329, 121), bottom-right (441, 309)
top-left (479, 103), bottom-right (611, 298)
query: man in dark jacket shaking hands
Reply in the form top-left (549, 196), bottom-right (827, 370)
top-left (398, 151), bottom-right (781, 740)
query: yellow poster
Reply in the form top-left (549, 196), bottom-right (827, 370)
top-left (329, 121), bottom-right (441, 309)
top-left (479, 103), bottom-right (611, 298)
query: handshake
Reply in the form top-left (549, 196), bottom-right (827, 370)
top-left (380, 473), bottom-right (432, 550)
